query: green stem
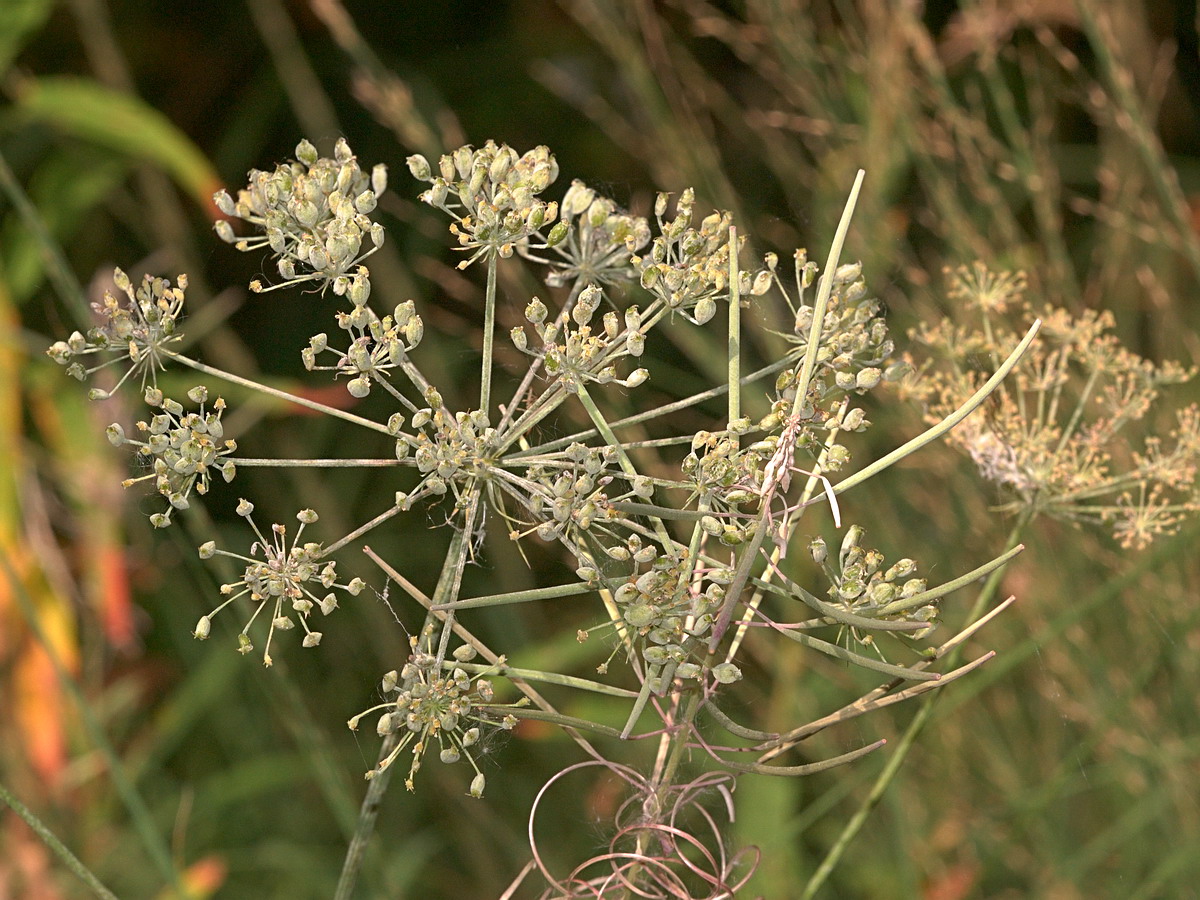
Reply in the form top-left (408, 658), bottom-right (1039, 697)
top-left (727, 226), bottom-right (741, 435)
top-left (0, 556), bottom-right (183, 893)
top-left (480, 253), bottom-right (498, 417)
top-left (799, 509), bottom-right (1032, 899)
top-left (0, 781), bottom-right (119, 900)
top-left (831, 319), bottom-right (1040, 498)
top-left (333, 525), bottom-right (474, 900)
top-left (791, 171), bottom-right (864, 419)
top-left (167, 351), bottom-right (393, 435)
top-left (231, 457), bottom-right (402, 467)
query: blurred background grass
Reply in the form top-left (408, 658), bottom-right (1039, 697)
top-left (3, 1), bottom-right (1200, 897)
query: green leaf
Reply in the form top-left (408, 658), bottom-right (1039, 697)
top-left (1, 146), bottom-right (129, 303)
top-left (0, 0), bottom-right (55, 76)
top-left (11, 76), bottom-right (221, 212)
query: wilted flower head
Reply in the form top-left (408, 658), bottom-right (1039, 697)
top-left (213, 137), bottom-right (387, 296)
top-left (46, 268), bottom-right (186, 397)
top-left (195, 503), bottom-right (364, 666)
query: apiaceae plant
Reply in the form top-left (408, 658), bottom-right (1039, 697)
top-left (52, 136), bottom-right (1055, 898)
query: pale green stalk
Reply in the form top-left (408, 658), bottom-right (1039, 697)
top-left (165, 350), bottom-right (393, 434)
top-left (790, 171), bottom-right (864, 418)
top-left (231, 457), bottom-right (401, 467)
top-left (335, 524), bottom-right (475, 900)
top-left (0, 781), bottom-right (119, 900)
top-left (434, 580), bottom-right (594, 610)
top-left (728, 225), bottom-right (741, 435)
top-left (830, 320), bottom-right (1041, 498)
top-left (480, 252), bottom-right (498, 416)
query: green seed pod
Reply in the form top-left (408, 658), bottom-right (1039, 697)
top-left (712, 662), bottom-right (742, 684)
top-left (295, 139), bottom-right (318, 166)
top-left (855, 367), bottom-right (882, 391)
top-left (693, 295), bottom-right (716, 325)
top-left (625, 604), bottom-right (657, 627)
top-left (633, 545), bottom-right (657, 564)
top-left (809, 537), bottom-right (827, 564)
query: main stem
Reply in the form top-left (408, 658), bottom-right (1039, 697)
top-left (333, 525), bottom-right (474, 900)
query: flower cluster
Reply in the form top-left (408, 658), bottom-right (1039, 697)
top-left (195, 503), bottom-right (364, 666)
top-left (576, 531), bottom-right (742, 688)
top-left (631, 188), bottom-right (772, 324)
top-left (303, 295), bottom-right (425, 399)
top-left (406, 141), bottom-right (561, 269)
top-left (46, 268), bottom-right (186, 396)
top-left (214, 138), bottom-right (387, 296)
top-left (904, 263), bottom-right (1200, 548)
top-left (774, 253), bottom-right (896, 411)
top-left (513, 285), bottom-right (648, 393)
top-left (536, 180), bottom-right (651, 287)
top-left (348, 632), bottom-right (522, 796)
top-left (514, 440), bottom-right (620, 543)
top-left (406, 399), bottom-right (495, 508)
top-left (810, 526), bottom-right (937, 651)
top-left (109, 385), bottom-right (237, 528)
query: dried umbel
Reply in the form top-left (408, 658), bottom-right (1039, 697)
top-left (349, 633), bottom-right (522, 795)
top-left (904, 263), bottom-right (1200, 549)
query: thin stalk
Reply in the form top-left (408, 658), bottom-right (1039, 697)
top-left (506, 357), bottom-right (795, 459)
top-left (0, 556), bottom-right (183, 893)
top-left (0, 781), bottom-right (118, 900)
top-left (799, 509), bottom-right (1033, 899)
top-left (434, 580), bottom-right (594, 610)
top-left (480, 253), bottom-right (498, 417)
top-left (165, 351), bottom-right (393, 435)
top-left (728, 226), bottom-right (741, 435)
top-left (231, 457), bottom-right (402, 467)
top-left (791, 170), bottom-right (864, 418)
top-left (322, 502), bottom-right (403, 556)
top-left (831, 319), bottom-right (1041, 498)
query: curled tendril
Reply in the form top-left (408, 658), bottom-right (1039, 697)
top-left (521, 760), bottom-right (759, 899)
